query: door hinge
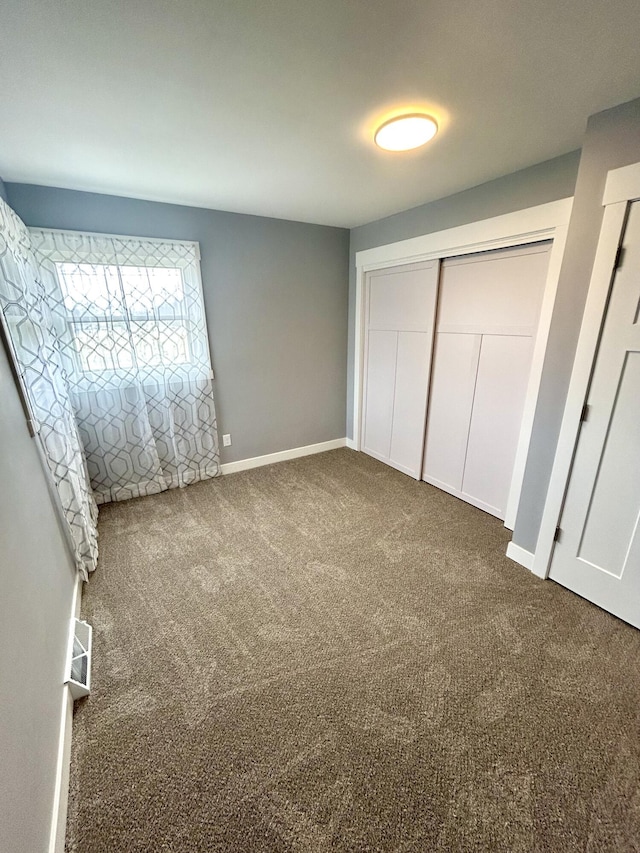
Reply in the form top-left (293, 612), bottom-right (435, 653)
top-left (614, 246), bottom-right (626, 270)
top-left (580, 403), bottom-right (590, 423)
top-left (554, 526), bottom-right (563, 543)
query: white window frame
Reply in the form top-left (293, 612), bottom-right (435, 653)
top-left (352, 198), bottom-right (573, 533)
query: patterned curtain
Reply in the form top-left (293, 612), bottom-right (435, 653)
top-left (0, 200), bottom-right (98, 579)
top-left (30, 228), bottom-right (220, 505)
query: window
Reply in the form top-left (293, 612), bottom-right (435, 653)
top-left (28, 231), bottom-right (213, 393)
top-left (28, 229), bottom-right (220, 502)
top-left (55, 262), bottom-right (194, 374)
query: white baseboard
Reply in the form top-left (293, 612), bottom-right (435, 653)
top-left (220, 438), bottom-right (347, 476)
top-left (506, 541), bottom-right (535, 571)
top-left (49, 574), bottom-right (84, 853)
top-left (49, 689), bottom-right (74, 853)
top-left (346, 437), bottom-right (357, 450)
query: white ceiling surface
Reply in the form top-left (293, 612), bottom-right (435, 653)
top-left (2, 1), bottom-right (640, 228)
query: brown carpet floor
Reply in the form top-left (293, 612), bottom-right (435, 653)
top-left (66, 448), bottom-right (640, 852)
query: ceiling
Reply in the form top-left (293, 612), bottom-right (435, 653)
top-left (1, 0), bottom-right (640, 228)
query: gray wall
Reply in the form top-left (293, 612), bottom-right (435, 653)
top-left (0, 177), bottom-right (7, 202)
top-left (5, 184), bottom-right (350, 464)
top-left (0, 341), bottom-right (77, 853)
top-left (347, 151), bottom-right (581, 438)
top-left (513, 96), bottom-right (640, 551)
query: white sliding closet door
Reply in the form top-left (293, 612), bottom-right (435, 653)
top-left (361, 261), bottom-right (439, 479)
top-left (423, 242), bottom-right (551, 519)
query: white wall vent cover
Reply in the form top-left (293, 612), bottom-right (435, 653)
top-left (66, 618), bottom-right (92, 700)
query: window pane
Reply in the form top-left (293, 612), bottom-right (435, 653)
top-left (72, 322), bottom-right (134, 372)
top-left (56, 263), bottom-right (123, 318)
top-left (119, 266), bottom-right (185, 316)
top-left (71, 320), bottom-right (191, 373)
top-left (56, 263), bottom-right (193, 375)
top-left (55, 263), bottom-right (186, 320)
top-left (131, 321), bottom-right (190, 367)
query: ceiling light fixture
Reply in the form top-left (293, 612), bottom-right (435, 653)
top-left (374, 114), bottom-right (438, 151)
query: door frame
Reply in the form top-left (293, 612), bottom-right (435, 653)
top-left (352, 198), bottom-right (573, 531)
top-left (532, 162), bottom-right (640, 578)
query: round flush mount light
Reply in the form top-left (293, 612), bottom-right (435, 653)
top-left (374, 113), bottom-right (438, 151)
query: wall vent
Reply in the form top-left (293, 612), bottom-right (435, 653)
top-left (66, 618), bottom-right (92, 700)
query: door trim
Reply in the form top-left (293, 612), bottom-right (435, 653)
top-left (353, 198), bottom-right (573, 531)
top-left (532, 161), bottom-right (640, 579)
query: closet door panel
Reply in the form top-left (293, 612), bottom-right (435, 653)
top-left (362, 330), bottom-right (397, 460)
top-left (422, 333), bottom-right (481, 492)
top-left (368, 267), bottom-right (436, 331)
top-left (389, 331), bottom-right (432, 477)
top-left (438, 244), bottom-right (551, 330)
top-left (461, 334), bottom-right (533, 517)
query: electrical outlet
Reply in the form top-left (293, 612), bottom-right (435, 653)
top-left (222, 433), bottom-right (232, 447)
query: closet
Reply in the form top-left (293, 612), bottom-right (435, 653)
top-left (361, 242), bottom-right (551, 520)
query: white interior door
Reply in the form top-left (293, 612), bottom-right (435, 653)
top-left (361, 261), bottom-right (439, 479)
top-left (423, 242), bottom-right (551, 519)
top-left (548, 200), bottom-right (640, 628)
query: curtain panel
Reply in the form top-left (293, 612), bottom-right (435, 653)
top-left (0, 200), bottom-right (98, 578)
top-left (30, 229), bottom-right (220, 505)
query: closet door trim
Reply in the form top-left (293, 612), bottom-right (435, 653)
top-left (353, 197), bottom-right (573, 534)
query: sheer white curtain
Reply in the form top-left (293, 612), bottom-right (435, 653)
top-left (30, 229), bottom-right (220, 504)
top-left (0, 200), bottom-right (98, 578)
